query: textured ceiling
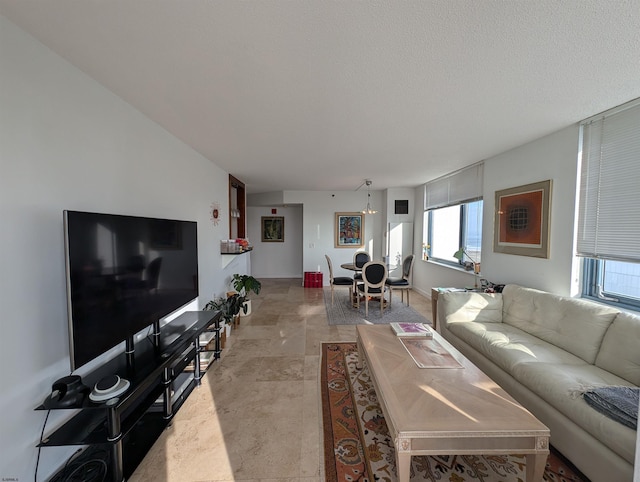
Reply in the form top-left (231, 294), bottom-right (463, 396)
top-left (2, 1), bottom-right (640, 193)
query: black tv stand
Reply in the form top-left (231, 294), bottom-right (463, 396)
top-left (38, 310), bottom-right (222, 482)
top-left (125, 335), bottom-right (136, 371)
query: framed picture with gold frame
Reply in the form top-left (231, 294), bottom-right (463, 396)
top-left (494, 180), bottom-right (551, 258)
top-left (335, 212), bottom-right (364, 248)
top-left (261, 216), bottom-right (284, 242)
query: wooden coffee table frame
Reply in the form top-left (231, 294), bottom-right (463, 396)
top-left (356, 325), bottom-right (549, 482)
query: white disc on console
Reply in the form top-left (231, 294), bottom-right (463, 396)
top-left (89, 375), bottom-right (130, 402)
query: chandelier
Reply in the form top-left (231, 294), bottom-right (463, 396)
top-left (361, 180), bottom-right (377, 214)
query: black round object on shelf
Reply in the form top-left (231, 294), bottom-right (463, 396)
top-left (94, 375), bottom-right (120, 393)
top-left (89, 375), bottom-right (130, 402)
top-left (42, 375), bottom-right (89, 409)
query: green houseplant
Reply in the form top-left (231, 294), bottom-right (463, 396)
top-left (231, 274), bottom-right (261, 316)
top-left (204, 292), bottom-right (247, 327)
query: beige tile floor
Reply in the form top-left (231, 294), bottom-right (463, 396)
top-left (130, 278), bottom-right (432, 482)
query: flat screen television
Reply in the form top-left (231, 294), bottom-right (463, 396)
top-left (64, 210), bottom-right (199, 371)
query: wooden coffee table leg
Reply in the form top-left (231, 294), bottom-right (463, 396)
top-left (525, 452), bottom-right (548, 482)
top-left (395, 438), bottom-right (411, 482)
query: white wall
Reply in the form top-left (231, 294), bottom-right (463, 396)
top-left (0, 16), bottom-right (231, 480)
top-left (245, 188), bottom-right (415, 286)
top-left (384, 187), bottom-right (415, 225)
top-left (247, 205), bottom-right (303, 278)
top-left (481, 126), bottom-right (580, 295)
top-left (412, 125), bottom-right (582, 298)
top-left (282, 190), bottom-right (384, 284)
top-left (383, 187), bottom-right (415, 262)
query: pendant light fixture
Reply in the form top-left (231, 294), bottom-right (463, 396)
top-left (361, 180), bottom-right (377, 214)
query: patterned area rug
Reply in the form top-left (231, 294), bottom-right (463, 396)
top-left (323, 288), bottom-right (431, 326)
top-left (321, 342), bottom-right (589, 482)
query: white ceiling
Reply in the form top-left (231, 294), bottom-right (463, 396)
top-left (2, 1), bottom-right (640, 194)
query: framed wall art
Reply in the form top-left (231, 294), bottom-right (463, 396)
top-left (335, 212), bottom-right (364, 248)
top-left (494, 179), bottom-right (551, 258)
top-left (261, 216), bottom-right (284, 242)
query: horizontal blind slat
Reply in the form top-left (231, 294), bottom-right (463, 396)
top-left (577, 99), bottom-right (640, 262)
top-left (424, 162), bottom-right (483, 210)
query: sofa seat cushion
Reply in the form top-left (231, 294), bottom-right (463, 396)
top-left (446, 320), bottom-right (637, 464)
top-left (511, 361), bottom-right (637, 464)
top-left (501, 285), bottom-right (619, 364)
top-left (596, 312), bottom-right (640, 385)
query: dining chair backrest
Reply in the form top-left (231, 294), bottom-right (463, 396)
top-left (354, 251), bottom-right (371, 269)
top-left (402, 254), bottom-right (415, 281)
top-left (362, 261), bottom-right (387, 289)
top-left (357, 261), bottom-right (388, 316)
top-left (325, 254), bottom-right (335, 281)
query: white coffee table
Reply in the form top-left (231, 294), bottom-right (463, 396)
top-left (356, 325), bottom-right (550, 482)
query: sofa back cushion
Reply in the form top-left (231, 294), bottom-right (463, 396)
top-left (502, 285), bottom-right (619, 364)
top-left (595, 312), bottom-right (640, 385)
top-left (440, 291), bottom-right (503, 327)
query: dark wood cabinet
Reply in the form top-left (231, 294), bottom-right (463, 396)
top-left (229, 174), bottom-right (246, 239)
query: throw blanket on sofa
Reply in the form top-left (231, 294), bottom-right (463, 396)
top-left (583, 386), bottom-right (639, 430)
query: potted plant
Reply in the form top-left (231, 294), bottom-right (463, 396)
top-left (231, 274), bottom-right (262, 316)
top-left (204, 292), bottom-right (247, 329)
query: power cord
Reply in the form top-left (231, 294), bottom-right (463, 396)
top-left (64, 453), bottom-right (108, 481)
top-left (34, 408), bottom-right (51, 482)
top-left (59, 448), bottom-right (83, 477)
top-left (46, 446), bottom-right (109, 482)
top-left (35, 409), bottom-right (107, 482)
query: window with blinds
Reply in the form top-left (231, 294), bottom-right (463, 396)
top-left (423, 163), bottom-right (484, 269)
top-left (578, 98), bottom-right (640, 308)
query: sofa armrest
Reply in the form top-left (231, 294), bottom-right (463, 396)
top-left (439, 292), bottom-right (503, 327)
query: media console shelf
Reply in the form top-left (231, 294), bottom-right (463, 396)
top-left (37, 310), bottom-right (222, 482)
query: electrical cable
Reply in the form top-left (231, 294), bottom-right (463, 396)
top-left (61, 448), bottom-right (83, 475)
top-left (34, 408), bottom-right (51, 482)
top-left (47, 446), bottom-right (109, 482)
top-left (65, 456), bottom-right (107, 481)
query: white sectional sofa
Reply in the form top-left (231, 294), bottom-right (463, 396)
top-left (438, 284), bottom-right (638, 482)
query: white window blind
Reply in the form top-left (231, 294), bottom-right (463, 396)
top-left (577, 99), bottom-right (640, 262)
top-left (424, 162), bottom-right (484, 210)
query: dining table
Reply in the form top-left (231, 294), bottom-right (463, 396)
top-left (340, 262), bottom-right (359, 272)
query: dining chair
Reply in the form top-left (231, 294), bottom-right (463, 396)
top-left (385, 254), bottom-right (415, 306)
top-left (356, 261), bottom-right (388, 317)
top-left (352, 251), bottom-right (371, 284)
top-left (325, 255), bottom-right (354, 306)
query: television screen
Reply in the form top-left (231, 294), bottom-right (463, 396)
top-left (64, 211), bottom-right (198, 371)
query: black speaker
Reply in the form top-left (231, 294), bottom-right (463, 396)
top-left (42, 375), bottom-right (89, 409)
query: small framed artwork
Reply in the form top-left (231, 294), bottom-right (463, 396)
top-left (261, 216), bottom-right (284, 242)
top-left (335, 212), bottom-right (364, 248)
top-left (494, 179), bottom-right (552, 258)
